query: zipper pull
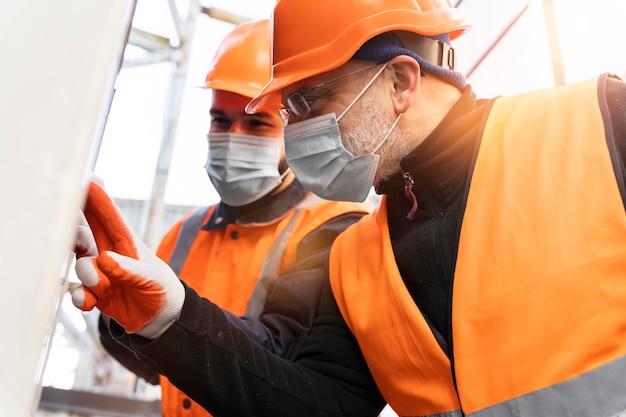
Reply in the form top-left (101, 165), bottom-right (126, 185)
top-left (403, 171), bottom-right (418, 220)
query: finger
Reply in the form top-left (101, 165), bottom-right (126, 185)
top-left (98, 251), bottom-right (175, 288)
top-left (75, 256), bottom-right (102, 287)
top-left (95, 251), bottom-right (169, 334)
top-left (71, 285), bottom-right (97, 311)
top-left (84, 182), bottom-right (139, 259)
top-left (96, 251), bottom-right (156, 283)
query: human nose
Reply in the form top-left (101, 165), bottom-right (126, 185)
top-left (228, 122), bottom-right (246, 135)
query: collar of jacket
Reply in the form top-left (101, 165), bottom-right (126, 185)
top-left (202, 179), bottom-right (310, 230)
top-left (376, 86), bottom-right (487, 214)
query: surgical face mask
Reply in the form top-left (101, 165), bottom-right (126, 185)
top-left (205, 132), bottom-right (285, 206)
top-left (283, 63), bottom-right (401, 202)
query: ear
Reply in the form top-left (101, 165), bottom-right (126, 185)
top-left (387, 55), bottom-right (420, 114)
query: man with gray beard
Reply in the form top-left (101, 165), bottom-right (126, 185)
top-left (246, 0), bottom-right (626, 416)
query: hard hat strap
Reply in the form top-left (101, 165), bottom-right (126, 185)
top-left (393, 31), bottom-right (456, 70)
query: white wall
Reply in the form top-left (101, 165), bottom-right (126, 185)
top-left (0, 1), bottom-right (135, 415)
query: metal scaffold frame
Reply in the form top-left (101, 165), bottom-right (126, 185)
top-left (136, 1), bottom-right (253, 250)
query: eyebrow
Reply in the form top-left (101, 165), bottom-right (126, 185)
top-left (246, 110), bottom-right (273, 118)
top-left (209, 109), bottom-right (226, 117)
top-left (210, 108), bottom-right (274, 120)
top-left (209, 109), bottom-right (272, 118)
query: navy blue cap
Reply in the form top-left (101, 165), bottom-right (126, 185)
top-left (351, 32), bottom-right (466, 90)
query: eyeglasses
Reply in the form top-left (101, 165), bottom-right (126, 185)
top-left (280, 62), bottom-right (385, 121)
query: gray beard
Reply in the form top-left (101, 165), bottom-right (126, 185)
top-left (341, 95), bottom-right (412, 183)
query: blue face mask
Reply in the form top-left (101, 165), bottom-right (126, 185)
top-left (283, 64), bottom-right (401, 203)
top-left (284, 114), bottom-right (380, 202)
top-left (205, 132), bottom-right (285, 206)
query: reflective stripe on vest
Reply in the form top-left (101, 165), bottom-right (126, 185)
top-left (468, 355), bottom-right (626, 417)
top-left (168, 196), bottom-right (322, 317)
top-left (244, 197), bottom-right (317, 317)
top-left (169, 205), bottom-right (214, 276)
top-left (331, 75), bottom-right (626, 417)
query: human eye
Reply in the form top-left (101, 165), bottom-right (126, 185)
top-left (248, 118), bottom-right (270, 128)
top-left (210, 115), bottom-right (231, 130)
top-left (244, 114), bottom-right (282, 132)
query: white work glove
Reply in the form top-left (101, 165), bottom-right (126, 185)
top-left (71, 181), bottom-right (185, 339)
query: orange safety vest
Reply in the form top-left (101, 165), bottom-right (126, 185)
top-left (331, 76), bottom-right (626, 417)
top-left (157, 193), bottom-right (371, 417)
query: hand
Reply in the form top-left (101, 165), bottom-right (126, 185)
top-left (71, 181), bottom-right (184, 338)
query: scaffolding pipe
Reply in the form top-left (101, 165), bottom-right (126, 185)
top-left (200, 7), bottom-right (251, 25)
top-left (465, 4), bottom-right (529, 78)
top-left (141, 0), bottom-right (200, 249)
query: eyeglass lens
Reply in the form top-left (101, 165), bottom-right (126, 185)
top-left (286, 94), bottom-right (310, 117)
top-left (282, 62), bottom-right (384, 119)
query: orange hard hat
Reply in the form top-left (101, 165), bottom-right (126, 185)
top-left (204, 19), bottom-right (280, 108)
top-left (247, 0), bottom-right (471, 113)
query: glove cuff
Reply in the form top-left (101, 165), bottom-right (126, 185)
top-left (136, 280), bottom-right (185, 339)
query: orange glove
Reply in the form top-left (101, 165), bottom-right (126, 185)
top-left (71, 182), bottom-right (184, 338)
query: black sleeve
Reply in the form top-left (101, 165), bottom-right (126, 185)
top-left (98, 314), bottom-right (160, 385)
top-left (108, 259), bottom-right (385, 417)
